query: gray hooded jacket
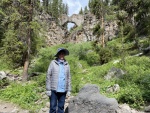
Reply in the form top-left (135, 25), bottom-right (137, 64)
top-left (46, 59), bottom-right (71, 92)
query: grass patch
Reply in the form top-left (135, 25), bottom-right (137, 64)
top-left (0, 81), bottom-right (44, 112)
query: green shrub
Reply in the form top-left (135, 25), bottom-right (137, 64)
top-left (31, 48), bottom-right (55, 72)
top-left (78, 45), bottom-right (90, 60)
top-left (98, 47), bottom-right (113, 64)
top-left (86, 51), bottom-right (99, 66)
top-left (118, 83), bottom-right (144, 108)
top-left (29, 73), bottom-right (46, 88)
top-left (66, 56), bottom-right (81, 75)
top-left (71, 73), bottom-right (82, 94)
top-left (0, 58), bottom-right (12, 70)
top-left (138, 74), bottom-right (150, 102)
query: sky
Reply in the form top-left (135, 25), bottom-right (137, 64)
top-left (63, 0), bottom-right (89, 16)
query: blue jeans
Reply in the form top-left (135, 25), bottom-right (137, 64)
top-left (49, 91), bottom-right (66, 113)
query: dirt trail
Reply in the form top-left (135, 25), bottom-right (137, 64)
top-left (0, 100), bottom-right (29, 113)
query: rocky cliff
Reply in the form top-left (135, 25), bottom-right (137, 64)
top-left (36, 12), bottom-right (118, 46)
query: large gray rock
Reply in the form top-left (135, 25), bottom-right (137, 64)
top-left (104, 67), bottom-right (126, 80)
top-left (65, 84), bottom-right (118, 113)
top-left (0, 71), bottom-right (7, 80)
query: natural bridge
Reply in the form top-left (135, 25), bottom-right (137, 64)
top-left (60, 14), bottom-right (84, 27)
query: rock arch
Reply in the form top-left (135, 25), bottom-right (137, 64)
top-left (60, 14), bottom-right (84, 27)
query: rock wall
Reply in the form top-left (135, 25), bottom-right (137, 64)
top-left (66, 13), bottom-right (118, 43)
top-left (35, 12), bottom-right (65, 46)
top-left (36, 12), bottom-right (118, 46)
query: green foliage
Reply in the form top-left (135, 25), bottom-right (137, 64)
top-left (0, 1), bottom-right (44, 68)
top-left (86, 51), bottom-right (99, 66)
top-left (31, 48), bottom-right (55, 73)
top-left (29, 73), bottom-right (46, 91)
top-left (0, 82), bottom-right (41, 111)
top-left (93, 23), bottom-right (103, 39)
top-left (98, 47), bottom-right (113, 64)
top-left (79, 7), bottom-right (83, 14)
top-left (113, 0), bottom-right (150, 43)
top-left (118, 83), bottom-right (144, 108)
top-left (0, 79), bottom-right (9, 89)
top-left (78, 46), bottom-right (89, 60)
top-left (84, 6), bottom-right (88, 14)
top-left (2, 30), bottom-right (26, 67)
top-left (71, 73), bottom-right (82, 94)
top-left (47, 0), bottom-right (68, 21)
top-left (92, 42), bottom-right (113, 64)
top-left (0, 41), bottom-right (150, 110)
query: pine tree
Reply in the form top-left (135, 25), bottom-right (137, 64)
top-left (0, 6), bottom-right (5, 46)
top-left (58, 0), bottom-right (63, 16)
top-left (89, 0), bottom-right (111, 47)
top-left (79, 7), bottom-right (83, 14)
top-left (112, 0), bottom-right (150, 47)
top-left (64, 4), bottom-right (68, 15)
top-left (0, 0), bottom-right (43, 81)
top-left (84, 6), bottom-right (88, 14)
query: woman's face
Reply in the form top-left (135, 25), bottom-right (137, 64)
top-left (58, 51), bottom-right (65, 60)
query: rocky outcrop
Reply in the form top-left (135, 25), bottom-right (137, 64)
top-left (36, 12), bottom-right (118, 46)
top-left (60, 14), bottom-right (84, 26)
top-left (0, 71), bottom-right (7, 80)
top-left (0, 71), bottom-right (22, 81)
top-left (65, 84), bottom-right (118, 113)
top-left (66, 13), bottom-right (118, 43)
top-left (34, 11), bottom-right (65, 46)
top-left (104, 67), bottom-right (126, 80)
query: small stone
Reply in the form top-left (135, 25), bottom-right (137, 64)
top-left (46, 102), bottom-right (50, 108)
top-left (39, 107), bottom-right (49, 113)
top-left (0, 71), bottom-right (7, 80)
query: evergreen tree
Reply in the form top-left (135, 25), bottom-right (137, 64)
top-left (58, 0), bottom-right (63, 15)
top-left (64, 4), bottom-right (68, 15)
top-left (0, 0), bottom-right (43, 81)
top-left (112, 0), bottom-right (150, 47)
top-left (0, 6), bottom-right (5, 46)
top-left (89, 0), bottom-right (111, 47)
top-left (84, 6), bottom-right (88, 14)
top-left (79, 7), bottom-right (83, 14)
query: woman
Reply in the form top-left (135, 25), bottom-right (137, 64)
top-left (46, 48), bottom-right (71, 113)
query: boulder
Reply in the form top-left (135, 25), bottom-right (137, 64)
top-left (0, 71), bottom-right (7, 80)
top-left (65, 84), bottom-right (118, 113)
top-left (145, 105), bottom-right (150, 112)
top-left (104, 67), bottom-right (126, 80)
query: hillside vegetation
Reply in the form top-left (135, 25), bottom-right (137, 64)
top-left (0, 38), bottom-right (150, 112)
top-left (0, 0), bottom-right (150, 112)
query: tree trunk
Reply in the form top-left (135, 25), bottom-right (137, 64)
top-left (22, 57), bottom-right (30, 81)
top-left (22, 29), bottom-right (32, 81)
top-left (22, 0), bottom-right (33, 81)
top-left (101, 15), bottom-right (105, 47)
